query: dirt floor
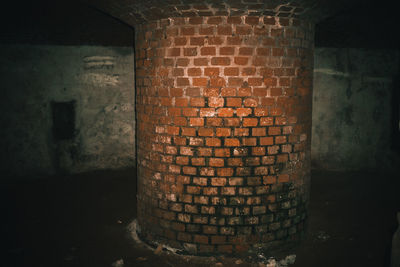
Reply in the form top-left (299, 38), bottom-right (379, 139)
top-left (1, 169), bottom-right (399, 267)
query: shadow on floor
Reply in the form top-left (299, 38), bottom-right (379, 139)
top-left (0, 168), bottom-right (399, 267)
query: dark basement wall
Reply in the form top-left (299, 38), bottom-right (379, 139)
top-left (0, 45), bottom-right (135, 177)
top-left (2, 45), bottom-right (398, 177)
top-left (311, 48), bottom-right (400, 171)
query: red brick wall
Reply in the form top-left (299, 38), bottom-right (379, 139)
top-left (135, 15), bottom-right (314, 254)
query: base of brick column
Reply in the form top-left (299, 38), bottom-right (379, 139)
top-left (128, 219), bottom-right (302, 258)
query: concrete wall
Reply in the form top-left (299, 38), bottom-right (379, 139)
top-left (312, 48), bottom-right (399, 170)
top-left (0, 44), bottom-right (135, 177)
top-left (1, 45), bottom-right (398, 177)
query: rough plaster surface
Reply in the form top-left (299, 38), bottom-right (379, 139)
top-left (0, 45), bottom-right (135, 177)
top-left (312, 48), bottom-right (399, 170)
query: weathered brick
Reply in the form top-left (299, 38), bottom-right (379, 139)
top-left (175, 98), bottom-right (189, 108)
top-left (192, 78), bottom-right (208, 86)
top-left (217, 168), bottom-right (234, 176)
top-left (177, 232), bottom-right (192, 242)
top-left (192, 157), bottom-right (206, 166)
top-left (216, 128), bottom-right (231, 136)
top-left (243, 118), bottom-right (258, 127)
top-left (199, 26), bottom-right (214, 35)
top-left (234, 57), bottom-right (248, 65)
top-left (252, 128), bottom-right (266, 136)
top-left (201, 206), bottom-right (216, 214)
top-left (236, 25), bottom-right (252, 35)
top-left (194, 58), bottom-right (209, 66)
top-left (210, 77), bottom-right (226, 87)
top-left (236, 108), bottom-right (252, 117)
top-left (275, 135), bottom-right (287, 144)
top-left (268, 145), bottom-right (279, 155)
top-left (245, 16), bottom-right (259, 25)
top-left (193, 177), bottom-right (208, 186)
top-left (218, 108), bottom-right (234, 117)
top-left (228, 77), bottom-right (243, 86)
top-left (204, 67), bottom-right (220, 76)
top-left (260, 137), bottom-right (274, 145)
top-left (243, 98), bottom-right (258, 107)
top-left (277, 154), bottom-right (288, 163)
top-left (252, 147), bottom-right (265, 156)
top-left (200, 108), bottom-right (216, 117)
top-left (226, 98), bottom-right (242, 107)
top-left (174, 37), bottom-right (187, 46)
top-left (200, 167), bottom-right (215, 176)
top-left (207, 17), bottom-right (222, 25)
top-left (185, 204), bottom-right (199, 213)
top-left (211, 57), bottom-right (231, 65)
top-left (206, 138), bottom-right (221, 147)
top-left (198, 127), bottom-right (214, 136)
top-left (215, 148), bottom-right (230, 157)
top-left (181, 27), bottom-right (195, 36)
top-left (211, 177), bottom-right (227, 186)
top-left (242, 138), bottom-right (257, 146)
top-left (176, 58), bottom-right (190, 66)
top-left (208, 36), bottom-right (223, 45)
top-left (268, 126), bottom-right (281, 135)
top-left (203, 225), bottom-right (218, 234)
top-left (217, 25), bottom-right (232, 35)
top-left (224, 67), bottom-right (239, 76)
top-left (189, 17), bottom-right (203, 24)
top-left (221, 187), bottom-right (236, 195)
top-left (184, 47), bottom-right (197, 56)
top-left (203, 187), bottom-right (218, 195)
top-left (225, 138), bottom-right (240, 146)
top-left (234, 128), bottom-right (249, 136)
top-left (189, 118), bottom-right (204, 126)
top-left (178, 213), bottom-right (191, 223)
top-left (187, 68), bottom-right (202, 76)
top-left (221, 207), bottom-right (233, 215)
top-left (227, 16), bottom-right (242, 24)
top-left (201, 47), bottom-right (216, 55)
top-left (194, 234), bottom-right (209, 244)
top-left (229, 177), bottom-right (243, 186)
top-left (176, 156), bottom-right (189, 165)
top-left (227, 158), bottom-right (243, 166)
top-left (211, 235), bottom-right (226, 244)
top-left (208, 97), bottom-right (224, 107)
top-left (190, 98), bottom-right (206, 107)
top-left (224, 118), bottom-right (240, 126)
top-left (260, 117), bottom-right (274, 126)
top-left (220, 47), bottom-right (235, 55)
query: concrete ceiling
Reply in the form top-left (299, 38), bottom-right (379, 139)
top-left (82, 0), bottom-right (399, 48)
top-left (0, 0), bottom-right (398, 48)
top-left (315, 0), bottom-right (399, 48)
top-left (0, 0), bottom-right (134, 46)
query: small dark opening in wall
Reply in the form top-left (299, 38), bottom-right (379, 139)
top-left (392, 72), bottom-right (400, 152)
top-left (51, 100), bottom-right (76, 141)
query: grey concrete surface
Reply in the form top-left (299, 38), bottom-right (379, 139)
top-left (312, 48), bottom-right (400, 170)
top-left (0, 44), bottom-right (135, 177)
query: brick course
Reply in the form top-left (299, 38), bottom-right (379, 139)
top-left (136, 15), bottom-right (313, 255)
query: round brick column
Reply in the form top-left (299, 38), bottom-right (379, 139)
top-left (135, 15), bottom-right (313, 255)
